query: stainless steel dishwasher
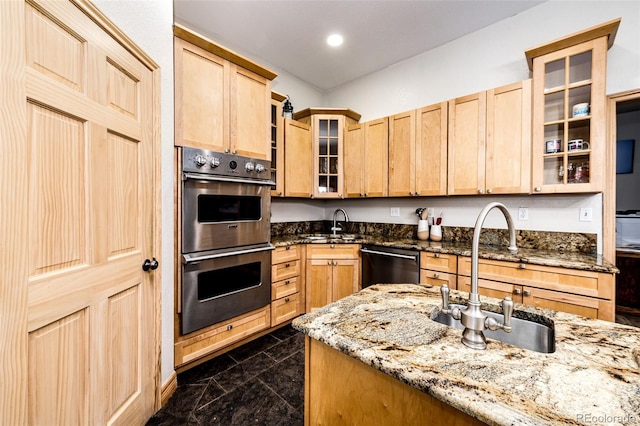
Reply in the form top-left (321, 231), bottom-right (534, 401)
top-left (361, 245), bottom-right (420, 288)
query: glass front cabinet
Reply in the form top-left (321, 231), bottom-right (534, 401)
top-left (527, 19), bottom-right (620, 193)
top-left (293, 108), bottom-right (361, 198)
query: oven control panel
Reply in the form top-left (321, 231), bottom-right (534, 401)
top-left (182, 147), bottom-right (271, 180)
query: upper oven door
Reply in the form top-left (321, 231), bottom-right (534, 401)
top-left (182, 176), bottom-right (271, 253)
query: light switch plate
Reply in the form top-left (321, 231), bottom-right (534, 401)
top-left (580, 207), bottom-right (593, 222)
top-left (390, 207), bottom-right (400, 217)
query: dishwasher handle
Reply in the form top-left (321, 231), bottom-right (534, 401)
top-left (360, 248), bottom-right (418, 261)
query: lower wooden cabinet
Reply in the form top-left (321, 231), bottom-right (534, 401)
top-left (420, 252), bottom-right (457, 288)
top-left (174, 305), bottom-right (271, 367)
top-left (271, 245), bottom-right (304, 326)
top-left (457, 257), bottom-right (615, 321)
top-left (306, 244), bottom-right (360, 311)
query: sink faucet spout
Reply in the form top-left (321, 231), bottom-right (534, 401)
top-left (331, 208), bottom-right (349, 236)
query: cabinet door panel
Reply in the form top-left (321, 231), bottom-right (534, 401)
top-left (333, 259), bottom-right (360, 302)
top-left (523, 287), bottom-right (613, 320)
top-left (231, 65), bottom-right (270, 159)
top-left (363, 118), bottom-right (388, 197)
top-left (175, 38), bottom-right (228, 151)
top-left (448, 92), bottom-right (486, 195)
top-left (306, 260), bottom-right (332, 311)
top-left (416, 103), bottom-right (448, 196)
top-left (486, 80), bottom-right (532, 194)
top-left (458, 277), bottom-right (522, 302)
top-left (284, 119), bottom-right (313, 197)
top-left (344, 124), bottom-right (364, 198)
top-left (420, 270), bottom-right (457, 289)
top-left (388, 110), bottom-right (415, 197)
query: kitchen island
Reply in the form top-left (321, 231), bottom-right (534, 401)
top-left (292, 284), bottom-right (640, 425)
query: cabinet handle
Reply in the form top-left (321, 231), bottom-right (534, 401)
top-left (477, 189), bottom-right (483, 194)
top-left (534, 187), bottom-right (541, 192)
top-left (285, 263), bottom-right (290, 268)
top-left (330, 244), bottom-right (335, 248)
top-left (360, 193), bottom-right (364, 197)
top-left (333, 261), bottom-right (337, 266)
top-left (523, 290), bottom-right (531, 297)
top-left (232, 150), bottom-right (237, 154)
top-left (339, 193), bottom-right (343, 198)
top-left (434, 253), bottom-right (440, 258)
top-left (364, 193), bottom-right (368, 197)
top-left (327, 261), bottom-right (331, 265)
top-left (513, 289), bottom-right (522, 295)
top-left (278, 191), bottom-right (282, 196)
top-left (409, 192), bottom-right (414, 196)
top-left (433, 273), bottom-right (440, 279)
top-left (225, 148), bottom-right (230, 153)
top-left (227, 324), bottom-right (233, 331)
top-left (285, 297), bottom-right (290, 303)
top-left (416, 192), bottom-right (420, 196)
top-left (285, 280), bottom-right (291, 285)
top-left (519, 263), bottom-right (526, 269)
top-left (487, 189), bottom-right (492, 194)
top-left (285, 246), bottom-right (291, 250)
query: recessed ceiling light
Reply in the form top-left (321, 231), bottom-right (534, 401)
top-left (327, 34), bottom-right (344, 47)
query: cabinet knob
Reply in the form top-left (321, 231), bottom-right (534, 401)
top-left (285, 246), bottom-right (291, 250)
top-left (360, 193), bottom-right (364, 197)
top-left (278, 191), bottom-right (282, 196)
top-left (416, 192), bottom-right (420, 196)
top-left (285, 297), bottom-right (290, 303)
top-left (477, 189), bottom-right (483, 194)
top-left (534, 187), bottom-right (541, 192)
top-left (333, 261), bottom-right (337, 266)
top-left (364, 193), bottom-right (368, 197)
top-left (227, 324), bottom-right (233, 331)
top-left (513, 289), bottom-right (522, 295)
top-left (285, 263), bottom-right (290, 268)
top-left (519, 263), bottom-right (526, 269)
top-left (327, 261), bottom-right (331, 265)
top-left (285, 280), bottom-right (291, 285)
top-left (487, 189), bottom-right (492, 194)
top-left (433, 273), bottom-right (440, 279)
top-left (409, 192), bottom-right (414, 196)
top-left (330, 244), bottom-right (335, 248)
top-left (523, 290), bottom-right (531, 297)
top-left (225, 148), bottom-right (230, 153)
top-left (339, 193), bottom-right (343, 198)
top-left (434, 253), bottom-right (440, 258)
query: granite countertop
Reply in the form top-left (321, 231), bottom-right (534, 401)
top-left (271, 234), bottom-right (618, 274)
top-left (293, 284), bottom-right (640, 425)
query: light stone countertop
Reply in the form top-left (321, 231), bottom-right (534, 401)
top-left (292, 284), bottom-right (640, 425)
top-left (271, 235), bottom-right (618, 274)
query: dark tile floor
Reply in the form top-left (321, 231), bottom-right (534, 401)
top-left (147, 325), bottom-right (304, 426)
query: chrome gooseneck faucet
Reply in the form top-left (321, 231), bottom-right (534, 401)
top-left (331, 208), bottom-right (349, 236)
top-left (440, 202), bottom-right (517, 350)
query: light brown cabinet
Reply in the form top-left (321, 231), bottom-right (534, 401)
top-left (526, 20), bottom-right (619, 194)
top-left (419, 252), bottom-right (458, 288)
top-left (271, 245), bottom-right (304, 326)
top-left (283, 119), bottom-right (313, 197)
top-left (306, 244), bottom-right (360, 311)
top-left (448, 81), bottom-right (532, 195)
top-left (270, 92), bottom-right (286, 196)
top-left (174, 26), bottom-right (276, 159)
top-left (457, 256), bottom-right (615, 321)
top-left (294, 108), bottom-right (361, 198)
top-left (344, 117), bottom-right (388, 198)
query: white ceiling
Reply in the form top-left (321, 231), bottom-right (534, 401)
top-left (174, 0), bottom-right (546, 92)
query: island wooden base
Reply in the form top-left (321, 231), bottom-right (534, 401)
top-left (304, 336), bottom-right (485, 426)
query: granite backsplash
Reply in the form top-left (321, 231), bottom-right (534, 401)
top-left (271, 221), bottom-right (597, 254)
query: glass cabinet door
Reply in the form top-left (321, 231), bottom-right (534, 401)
top-left (313, 115), bottom-right (344, 198)
top-left (531, 36), bottom-right (608, 193)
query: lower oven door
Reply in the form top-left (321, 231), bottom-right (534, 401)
top-left (181, 245), bottom-right (273, 335)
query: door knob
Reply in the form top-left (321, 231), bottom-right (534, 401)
top-left (142, 258), bottom-right (159, 271)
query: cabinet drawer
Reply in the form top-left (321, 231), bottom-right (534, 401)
top-left (272, 245), bottom-right (301, 264)
top-left (272, 276), bottom-right (301, 300)
top-left (458, 276), bottom-right (521, 301)
top-left (457, 257), bottom-right (613, 300)
top-left (307, 244), bottom-right (360, 259)
top-left (271, 293), bottom-right (302, 326)
top-left (272, 259), bottom-right (300, 282)
top-left (420, 252), bottom-right (457, 273)
top-left (175, 305), bottom-right (270, 367)
top-left (419, 269), bottom-right (457, 289)
top-left (521, 287), bottom-right (614, 321)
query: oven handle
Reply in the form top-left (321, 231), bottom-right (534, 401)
top-left (182, 245), bottom-right (275, 264)
top-left (183, 172), bottom-right (276, 187)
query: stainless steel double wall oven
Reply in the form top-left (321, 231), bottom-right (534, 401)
top-left (180, 147), bottom-right (273, 335)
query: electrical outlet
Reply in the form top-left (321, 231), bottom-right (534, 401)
top-left (518, 207), bottom-right (529, 221)
top-left (580, 207), bottom-right (593, 222)
top-left (390, 207), bottom-right (400, 217)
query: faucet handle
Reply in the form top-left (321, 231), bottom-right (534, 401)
top-left (501, 297), bottom-right (513, 333)
top-left (441, 284), bottom-right (450, 311)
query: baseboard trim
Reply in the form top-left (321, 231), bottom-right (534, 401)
top-left (161, 371), bottom-right (178, 406)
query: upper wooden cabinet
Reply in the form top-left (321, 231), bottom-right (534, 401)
top-left (345, 117), bottom-right (388, 198)
top-left (174, 26), bottom-right (276, 159)
top-left (284, 119), bottom-right (313, 197)
top-left (271, 92), bottom-right (286, 196)
top-left (294, 108), bottom-right (361, 198)
top-left (526, 19), bottom-right (620, 194)
top-left (448, 80), bottom-right (532, 195)
top-left (388, 104), bottom-right (448, 197)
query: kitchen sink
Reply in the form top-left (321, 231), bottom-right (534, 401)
top-left (432, 304), bottom-right (556, 353)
